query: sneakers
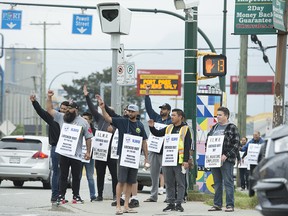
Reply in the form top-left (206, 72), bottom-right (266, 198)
top-left (90, 197), bottom-right (97, 202)
top-left (51, 196), bottom-right (57, 203)
top-left (175, 203), bottom-right (184, 212)
top-left (129, 199), bottom-right (139, 208)
top-left (163, 203), bottom-right (175, 212)
top-left (95, 196), bottom-right (103, 201)
top-left (158, 187), bottom-right (164, 195)
top-left (111, 197), bottom-right (124, 206)
top-left (56, 195), bottom-right (68, 205)
top-left (72, 195), bottom-right (84, 204)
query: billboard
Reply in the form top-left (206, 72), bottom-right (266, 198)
top-left (234, 0), bottom-right (276, 35)
top-left (137, 69), bottom-right (181, 96)
top-left (230, 76), bottom-right (274, 95)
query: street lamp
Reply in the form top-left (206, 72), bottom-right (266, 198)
top-left (48, 71), bottom-right (79, 90)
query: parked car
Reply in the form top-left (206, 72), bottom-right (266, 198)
top-left (251, 125), bottom-right (288, 216)
top-left (0, 135), bottom-right (52, 189)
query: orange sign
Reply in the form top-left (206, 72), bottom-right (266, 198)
top-left (137, 69), bottom-right (181, 96)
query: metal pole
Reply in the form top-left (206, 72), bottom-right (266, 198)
top-left (30, 21), bottom-right (60, 136)
top-left (219, 0), bottom-right (227, 93)
top-left (184, 7), bottom-right (197, 191)
top-left (48, 71), bottom-right (78, 90)
top-left (111, 34), bottom-right (121, 114)
top-left (238, 35), bottom-right (248, 138)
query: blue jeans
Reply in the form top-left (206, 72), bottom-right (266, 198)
top-left (81, 159), bottom-right (96, 199)
top-left (211, 161), bottom-right (234, 208)
top-left (51, 146), bottom-right (59, 199)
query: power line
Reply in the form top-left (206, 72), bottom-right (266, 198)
top-left (3, 46), bottom-right (287, 51)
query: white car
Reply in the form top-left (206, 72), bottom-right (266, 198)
top-left (0, 135), bottom-right (51, 189)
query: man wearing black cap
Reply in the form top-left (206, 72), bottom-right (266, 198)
top-left (46, 90), bottom-right (93, 204)
top-left (97, 95), bottom-right (148, 215)
top-left (144, 84), bottom-right (172, 203)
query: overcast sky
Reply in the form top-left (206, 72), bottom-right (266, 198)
top-left (0, 0), bottom-right (286, 117)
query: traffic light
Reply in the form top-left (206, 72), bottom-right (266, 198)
top-left (203, 54), bottom-right (227, 77)
top-left (97, 2), bottom-right (132, 35)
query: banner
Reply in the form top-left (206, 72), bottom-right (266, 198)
top-left (205, 135), bottom-right (224, 168)
top-left (110, 129), bottom-right (119, 159)
top-left (56, 123), bottom-right (81, 156)
top-left (120, 134), bottom-right (142, 169)
top-left (147, 123), bottom-right (166, 153)
top-left (162, 134), bottom-right (179, 166)
top-left (92, 130), bottom-right (113, 161)
top-left (81, 137), bottom-right (93, 163)
top-left (246, 143), bottom-right (262, 165)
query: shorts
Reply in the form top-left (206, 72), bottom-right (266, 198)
top-left (117, 163), bottom-right (138, 184)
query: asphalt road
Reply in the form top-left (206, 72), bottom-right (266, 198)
top-left (0, 177), bottom-right (263, 216)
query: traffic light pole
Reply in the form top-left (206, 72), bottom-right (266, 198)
top-left (184, 7), bottom-right (198, 191)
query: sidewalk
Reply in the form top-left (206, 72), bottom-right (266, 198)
top-left (55, 183), bottom-right (263, 216)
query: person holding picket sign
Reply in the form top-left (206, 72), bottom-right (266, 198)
top-left (97, 95), bottom-right (148, 215)
top-left (205, 106), bottom-right (240, 212)
top-left (148, 108), bottom-right (193, 213)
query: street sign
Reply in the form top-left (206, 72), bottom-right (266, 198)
top-left (118, 44), bottom-right (125, 64)
top-left (0, 120), bottom-right (16, 136)
top-left (203, 55), bottom-right (227, 77)
top-left (272, 0), bottom-right (287, 32)
top-left (117, 64), bottom-right (125, 85)
top-left (1, 10), bottom-right (22, 30)
top-left (72, 14), bottom-right (93, 35)
top-left (125, 62), bottom-right (135, 85)
top-left (234, 0), bottom-right (276, 35)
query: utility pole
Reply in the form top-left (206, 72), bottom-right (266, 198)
top-left (30, 22), bottom-right (60, 136)
top-left (273, 32), bottom-right (287, 127)
top-left (238, 35), bottom-right (248, 137)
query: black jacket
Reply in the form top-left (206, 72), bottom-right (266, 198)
top-left (32, 100), bottom-right (60, 146)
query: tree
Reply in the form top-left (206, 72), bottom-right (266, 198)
top-left (62, 67), bottom-right (143, 113)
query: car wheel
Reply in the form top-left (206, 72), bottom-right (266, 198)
top-left (42, 182), bottom-right (51, 189)
top-left (137, 184), bottom-right (144, 191)
top-left (13, 180), bottom-right (24, 187)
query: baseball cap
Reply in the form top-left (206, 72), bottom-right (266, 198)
top-left (68, 101), bottom-right (79, 109)
top-left (159, 103), bottom-right (171, 110)
top-left (127, 104), bottom-right (139, 112)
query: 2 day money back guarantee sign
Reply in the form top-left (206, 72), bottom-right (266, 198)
top-left (137, 69), bottom-right (181, 96)
top-left (234, 0), bottom-right (276, 34)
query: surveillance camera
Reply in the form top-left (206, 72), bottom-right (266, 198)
top-left (174, 0), bottom-right (199, 10)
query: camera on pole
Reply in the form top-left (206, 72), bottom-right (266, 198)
top-left (97, 2), bottom-right (132, 35)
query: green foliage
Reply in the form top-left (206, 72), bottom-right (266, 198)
top-left (188, 190), bottom-right (258, 209)
top-left (62, 67), bottom-right (143, 113)
top-left (10, 124), bottom-right (25, 135)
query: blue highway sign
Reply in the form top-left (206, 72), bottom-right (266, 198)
top-left (72, 14), bottom-right (92, 35)
top-left (1, 10), bottom-right (22, 30)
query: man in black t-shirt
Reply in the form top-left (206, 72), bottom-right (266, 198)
top-left (97, 95), bottom-right (148, 215)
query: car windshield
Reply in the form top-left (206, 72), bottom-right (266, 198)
top-left (0, 139), bottom-right (42, 151)
top-left (274, 136), bottom-right (288, 153)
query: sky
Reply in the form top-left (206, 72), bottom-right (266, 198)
top-left (0, 0), bottom-right (286, 117)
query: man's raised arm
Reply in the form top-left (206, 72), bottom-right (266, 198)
top-left (46, 90), bottom-right (57, 117)
top-left (95, 94), bottom-right (112, 124)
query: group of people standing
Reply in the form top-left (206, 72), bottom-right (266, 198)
top-left (30, 83), bottom-right (263, 215)
top-left (30, 83), bottom-right (193, 215)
